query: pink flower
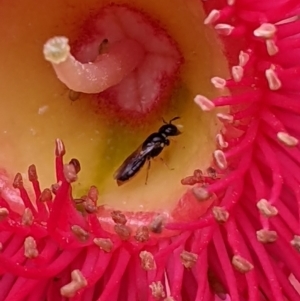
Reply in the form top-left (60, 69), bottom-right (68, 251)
top-left (1, 0), bottom-right (300, 301)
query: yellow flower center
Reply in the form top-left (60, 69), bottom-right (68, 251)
top-left (0, 0), bottom-right (229, 217)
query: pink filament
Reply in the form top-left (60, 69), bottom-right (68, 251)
top-left (1, 0), bottom-right (300, 300)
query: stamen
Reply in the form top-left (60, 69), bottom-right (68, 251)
top-left (214, 23), bottom-right (234, 36)
top-left (254, 23), bottom-right (277, 39)
top-left (71, 225), bottom-right (90, 242)
top-left (238, 50), bottom-right (250, 67)
top-left (63, 163), bottom-right (78, 183)
top-left (60, 270), bottom-right (87, 298)
top-left (51, 182), bottom-right (62, 195)
top-left (13, 173), bottom-right (38, 215)
top-left (69, 158), bottom-right (81, 174)
top-left (140, 251), bottom-right (156, 271)
top-left (213, 150), bottom-right (227, 170)
top-left (265, 68), bottom-right (282, 90)
top-left (275, 15), bottom-right (299, 25)
top-left (216, 113), bottom-right (234, 124)
top-left (55, 138), bottom-right (65, 157)
top-left (232, 255), bottom-right (254, 273)
top-left (216, 133), bottom-right (229, 149)
top-left (149, 281), bottom-right (166, 299)
top-left (291, 235), bottom-right (300, 252)
top-left (266, 39), bottom-right (279, 56)
top-left (24, 236), bottom-right (39, 258)
top-left (211, 77), bottom-right (226, 89)
top-left (13, 173), bottom-right (23, 189)
top-left (277, 132), bottom-right (298, 146)
top-left (135, 226), bottom-right (150, 242)
top-left (257, 199), bottom-right (278, 217)
top-left (22, 208), bottom-right (33, 226)
top-left (212, 206), bottom-right (229, 223)
top-left (204, 10), bottom-right (220, 25)
top-left (149, 215), bottom-right (165, 233)
top-left (111, 210), bottom-right (127, 225)
top-left (88, 186), bottom-right (98, 202)
top-left (93, 238), bottom-right (113, 253)
top-left (114, 224), bottom-right (131, 240)
top-left (28, 164), bottom-right (38, 182)
top-left (256, 229), bottom-right (278, 243)
top-left (232, 65), bottom-right (244, 82)
top-left (194, 95), bottom-right (215, 111)
top-left (180, 250), bottom-right (198, 268)
top-left (192, 187), bottom-right (211, 201)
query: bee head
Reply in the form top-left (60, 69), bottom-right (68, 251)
top-left (159, 123), bottom-right (181, 137)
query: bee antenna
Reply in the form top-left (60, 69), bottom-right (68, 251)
top-left (162, 117), bottom-right (168, 124)
top-left (169, 116), bottom-right (180, 124)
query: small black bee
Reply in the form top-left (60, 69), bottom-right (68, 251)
top-left (114, 117), bottom-right (181, 186)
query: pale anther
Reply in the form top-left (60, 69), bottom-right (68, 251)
top-left (211, 77), bottom-right (226, 89)
top-left (64, 164), bottom-right (78, 183)
top-left (256, 229), bottom-right (278, 243)
top-left (140, 251), bottom-right (156, 271)
top-left (257, 199), bottom-right (278, 217)
top-left (192, 187), bottom-right (211, 201)
top-left (232, 255), bottom-right (254, 273)
top-left (213, 150), bottom-right (227, 170)
top-left (238, 51), bottom-right (250, 67)
top-left (216, 134), bottom-right (229, 149)
top-left (93, 238), bottom-right (113, 253)
top-left (216, 113), bottom-right (234, 124)
top-left (277, 132), bottom-right (298, 147)
top-left (55, 138), bottom-right (66, 157)
top-left (266, 39), bottom-right (279, 56)
top-left (214, 23), bottom-right (234, 36)
top-left (149, 281), bottom-right (166, 299)
top-left (24, 236), bottom-right (39, 258)
top-left (291, 235), bottom-right (300, 252)
top-left (71, 225), bottom-right (89, 242)
top-left (180, 250), bottom-right (198, 269)
top-left (60, 270), bottom-right (87, 298)
top-left (204, 10), bottom-right (220, 25)
top-left (265, 68), bottom-right (282, 90)
top-left (232, 65), bottom-right (244, 82)
top-left (254, 23), bottom-right (277, 39)
top-left (194, 95), bottom-right (215, 111)
top-left (22, 208), bottom-right (33, 226)
top-left (212, 206), bottom-right (229, 223)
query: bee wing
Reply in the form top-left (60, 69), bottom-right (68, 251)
top-left (113, 143), bottom-right (156, 180)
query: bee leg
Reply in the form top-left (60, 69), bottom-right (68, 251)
top-left (145, 159), bottom-right (151, 185)
top-left (159, 158), bottom-right (174, 170)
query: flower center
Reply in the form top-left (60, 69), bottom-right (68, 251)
top-left (0, 0), bottom-right (229, 234)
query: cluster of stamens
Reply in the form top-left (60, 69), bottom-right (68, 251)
top-left (169, 0), bottom-right (300, 299)
top-left (0, 0), bottom-right (300, 300)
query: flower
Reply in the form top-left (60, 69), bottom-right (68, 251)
top-left (1, 0), bottom-right (300, 301)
